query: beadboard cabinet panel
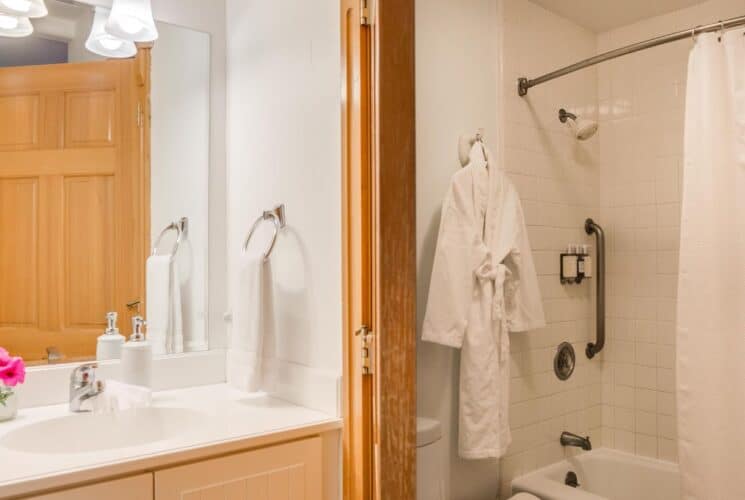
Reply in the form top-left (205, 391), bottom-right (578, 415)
top-left (26, 473), bottom-right (152, 500)
top-left (155, 437), bottom-right (323, 500)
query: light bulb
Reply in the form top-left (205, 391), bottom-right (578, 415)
top-left (118, 17), bottom-right (142, 35)
top-left (99, 36), bottom-right (123, 50)
top-left (0, 13), bottom-right (19, 29)
top-left (1, 0), bottom-right (30, 13)
top-left (85, 6), bottom-right (136, 58)
top-left (106, 0), bottom-right (157, 42)
top-left (0, 0), bottom-right (46, 18)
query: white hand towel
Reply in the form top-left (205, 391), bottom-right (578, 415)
top-left (92, 380), bottom-right (152, 414)
top-left (146, 255), bottom-right (184, 355)
top-left (228, 256), bottom-right (276, 392)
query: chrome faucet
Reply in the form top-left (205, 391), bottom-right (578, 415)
top-left (69, 363), bottom-right (105, 413)
top-left (560, 431), bottom-right (592, 451)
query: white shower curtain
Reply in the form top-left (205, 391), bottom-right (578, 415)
top-left (678, 31), bottom-right (745, 500)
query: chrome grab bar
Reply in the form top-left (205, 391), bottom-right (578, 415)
top-left (243, 204), bottom-right (286, 260)
top-left (585, 218), bottom-right (605, 359)
top-left (152, 217), bottom-right (189, 256)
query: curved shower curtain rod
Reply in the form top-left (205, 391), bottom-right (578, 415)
top-left (518, 14), bottom-right (745, 97)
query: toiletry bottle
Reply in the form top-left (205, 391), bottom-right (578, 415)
top-left (577, 245), bottom-right (586, 282)
top-left (121, 316), bottom-right (152, 388)
top-left (97, 312), bottom-right (126, 360)
top-left (583, 245), bottom-right (593, 278)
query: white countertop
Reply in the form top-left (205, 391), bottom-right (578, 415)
top-left (0, 384), bottom-right (342, 499)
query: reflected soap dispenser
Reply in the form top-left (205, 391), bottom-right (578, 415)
top-left (97, 312), bottom-right (125, 360)
top-left (121, 315), bottom-right (152, 388)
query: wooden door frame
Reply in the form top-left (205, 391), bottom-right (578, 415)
top-left (342, 0), bottom-right (416, 498)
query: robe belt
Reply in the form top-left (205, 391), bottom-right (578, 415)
top-left (475, 256), bottom-right (512, 363)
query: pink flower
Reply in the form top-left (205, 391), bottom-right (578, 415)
top-left (0, 357), bottom-right (25, 387)
top-left (0, 348), bottom-right (10, 365)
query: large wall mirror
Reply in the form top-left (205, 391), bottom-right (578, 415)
top-left (0, 0), bottom-right (210, 364)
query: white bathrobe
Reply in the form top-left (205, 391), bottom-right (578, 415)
top-left (423, 143), bottom-right (545, 459)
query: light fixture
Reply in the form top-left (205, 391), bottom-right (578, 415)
top-left (0, 14), bottom-right (32, 37)
top-left (85, 6), bottom-right (136, 58)
top-left (105, 0), bottom-right (157, 43)
top-left (0, 0), bottom-right (47, 18)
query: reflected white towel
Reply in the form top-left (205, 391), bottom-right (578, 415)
top-left (146, 255), bottom-right (184, 355)
top-left (228, 256), bottom-right (276, 392)
top-left (92, 380), bottom-right (152, 414)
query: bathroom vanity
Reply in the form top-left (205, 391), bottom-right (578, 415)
top-left (0, 0), bottom-right (370, 497)
top-left (0, 384), bottom-right (341, 500)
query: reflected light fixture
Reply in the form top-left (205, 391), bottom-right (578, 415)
top-left (0, 0), bottom-right (47, 18)
top-left (106, 0), bottom-right (158, 43)
top-left (85, 6), bottom-right (136, 58)
top-left (0, 13), bottom-right (32, 37)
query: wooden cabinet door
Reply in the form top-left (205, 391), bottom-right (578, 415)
top-left (26, 474), bottom-right (153, 500)
top-left (0, 56), bottom-right (148, 362)
top-left (154, 438), bottom-right (323, 500)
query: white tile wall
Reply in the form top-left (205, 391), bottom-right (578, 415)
top-left (499, 1), bottom-right (601, 497)
top-left (421, 0), bottom-right (743, 497)
top-left (499, 2), bottom-right (745, 483)
top-left (596, 0), bottom-right (744, 463)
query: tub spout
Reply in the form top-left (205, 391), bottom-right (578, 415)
top-left (560, 431), bottom-right (592, 451)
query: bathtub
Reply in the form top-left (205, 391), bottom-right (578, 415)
top-left (511, 448), bottom-right (680, 500)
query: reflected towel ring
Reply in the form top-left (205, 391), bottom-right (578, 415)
top-left (152, 217), bottom-right (189, 256)
top-left (243, 204), bottom-right (286, 260)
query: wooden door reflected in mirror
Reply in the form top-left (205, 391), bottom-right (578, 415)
top-left (0, 53), bottom-right (150, 363)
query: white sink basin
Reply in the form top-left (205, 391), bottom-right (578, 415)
top-left (0, 407), bottom-right (204, 454)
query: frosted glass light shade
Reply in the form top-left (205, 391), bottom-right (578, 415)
top-left (0, 0), bottom-right (47, 19)
top-left (105, 0), bottom-right (158, 43)
top-left (86, 7), bottom-right (136, 58)
top-left (0, 14), bottom-right (32, 37)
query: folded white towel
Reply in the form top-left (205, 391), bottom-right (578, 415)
top-left (146, 255), bottom-right (184, 355)
top-left (228, 256), bottom-right (276, 392)
top-left (92, 380), bottom-right (152, 414)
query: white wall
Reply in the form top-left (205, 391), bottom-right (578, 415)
top-left (225, 0), bottom-right (342, 392)
top-left (416, 0), bottom-right (500, 497)
top-left (150, 0), bottom-right (228, 351)
top-left (151, 22), bottom-right (211, 351)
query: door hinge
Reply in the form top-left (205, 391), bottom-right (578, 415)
top-left (355, 325), bottom-right (374, 375)
top-left (360, 0), bottom-right (370, 26)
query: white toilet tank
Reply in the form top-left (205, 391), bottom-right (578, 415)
top-left (416, 417), bottom-right (447, 500)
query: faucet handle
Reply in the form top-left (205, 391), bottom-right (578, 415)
top-left (70, 363), bottom-right (98, 385)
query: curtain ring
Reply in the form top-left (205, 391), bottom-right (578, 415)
top-left (718, 21), bottom-right (724, 42)
top-left (690, 25), bottom-right (702, 45)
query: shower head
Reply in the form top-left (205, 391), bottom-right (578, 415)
top-left (559, 108), bottom-right (598, 141)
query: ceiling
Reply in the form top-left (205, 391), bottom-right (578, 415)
top-left (529, 0), bottom-right (708, 32)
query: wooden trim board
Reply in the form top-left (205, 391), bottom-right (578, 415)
top-left (341, 0), bottom-right (416, 498)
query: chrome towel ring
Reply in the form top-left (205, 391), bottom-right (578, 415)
top-left (243, 204), bottom-right (286, 260)
top-left (152, 217), bottom-right (189, 256)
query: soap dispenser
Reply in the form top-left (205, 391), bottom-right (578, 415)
top-left (121, 316), bottom-right (152, 388)
top-left (96, 312), bottom-right (126, 360)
